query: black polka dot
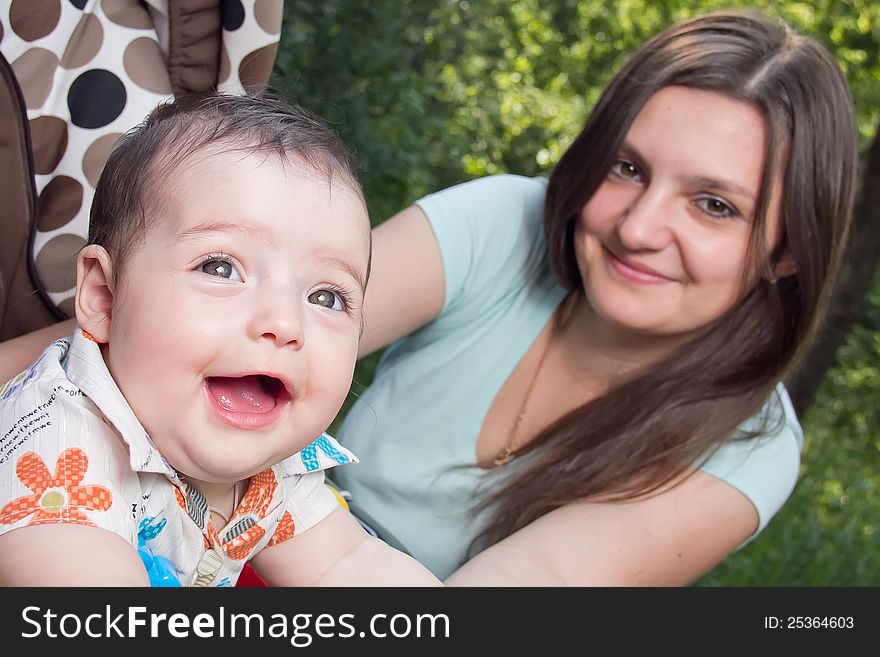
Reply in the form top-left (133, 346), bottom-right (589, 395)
top-left (68, 69), bottom-right (127, 129)
top-left (68, 0), bottom-right (87, 9)
top-left (223, 0), bottom-right (245, 31)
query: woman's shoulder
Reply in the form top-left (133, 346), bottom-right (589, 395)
top-left (414, 175), bottom-right (552, 315)
top-left (413, 173), bottom-right (549, 265)
top-left (415, 174), bottom-right (548, 229)
top-left (731, 384), bottom-right (803, 454)
top-left (421, 172), bottom-right (548, 196)
top-left (699, 383), bottom-right (804, 536)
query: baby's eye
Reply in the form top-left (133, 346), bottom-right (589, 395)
top-left (610, 159), bottom-right (643, 181)
top-left (200, 258), bottom-right (242, 281)
top-left (308, 289), bottom-right (344, 311)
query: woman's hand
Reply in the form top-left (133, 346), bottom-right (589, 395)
top-left (0, 319), bottom-right (74, 382)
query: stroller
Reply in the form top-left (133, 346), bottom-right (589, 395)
top-left (0, 0), bottom-right (283, 338)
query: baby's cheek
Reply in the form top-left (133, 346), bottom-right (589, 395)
top-left (107, 333), bottom-right (186, 423)
top-left (315, 361), bottom-right (356, 420)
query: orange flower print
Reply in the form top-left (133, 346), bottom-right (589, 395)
top-left (266, 511), bottom-right (295, 548)
top-left (174, 486), bottom-right (187, 512)
top-left (219, 468), bottom-right (278, 561)
top-left (0, 449), bottom-right (112, 527)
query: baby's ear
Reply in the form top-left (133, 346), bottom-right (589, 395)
top-left (75, 245), bottom-right (115, 343)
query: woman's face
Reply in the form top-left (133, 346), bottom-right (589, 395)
top-left (574, 85), bottom-right (784, 341)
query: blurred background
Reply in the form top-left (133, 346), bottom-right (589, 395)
top-left (272, 0), bottom-right (880, 586)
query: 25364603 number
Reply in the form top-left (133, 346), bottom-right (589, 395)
top-left (764, 616), bottom-right (854, 629)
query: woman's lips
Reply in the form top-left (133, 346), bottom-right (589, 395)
top-left (603, 246), bottom-right (676, 284)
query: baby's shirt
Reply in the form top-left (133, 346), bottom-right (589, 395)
top-left (0, 328), bottom-right (356, 587)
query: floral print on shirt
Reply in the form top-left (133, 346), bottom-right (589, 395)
top-left (0, 448), bottom-right (112, 526)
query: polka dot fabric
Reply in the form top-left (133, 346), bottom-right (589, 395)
top-left (0, 0), bottom-right (282, 330)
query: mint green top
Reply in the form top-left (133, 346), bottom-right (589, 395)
top-left (335, 174), bottom-right (804, 579)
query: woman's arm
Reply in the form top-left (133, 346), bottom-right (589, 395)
top-left (444, 471), bottom-right (758, 586)
top-left (359, 206), bottom-right (445, 357)
top-left (0, 319), bottom-right (75, 382)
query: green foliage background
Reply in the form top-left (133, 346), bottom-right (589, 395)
top-left (273, 0), bottom-right (880, 585)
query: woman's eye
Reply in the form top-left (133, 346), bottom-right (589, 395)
top-left (308, 289), bottom-right (343, 310)
top-left (200, 259), bottom-right (241, 281)
top-left (695, 197), bottom-right (738, 219)
top-left (611, 159), bottom-right (642, 181)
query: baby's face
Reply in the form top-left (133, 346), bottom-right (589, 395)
top-left (103, 150), bottom-right (370, 485)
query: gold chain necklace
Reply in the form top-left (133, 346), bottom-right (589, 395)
top-left (493, 319), bottom-right (556, 466)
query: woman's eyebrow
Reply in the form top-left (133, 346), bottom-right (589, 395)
top-left (618, 142), bottom-right (644, 163)
top-left (683, 175), bottom-right (756, 201)
top-left (620, 141), bottom-right (756, 201)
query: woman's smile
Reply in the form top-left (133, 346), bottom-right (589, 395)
top-left (602, 246), bottom-right (677, 285)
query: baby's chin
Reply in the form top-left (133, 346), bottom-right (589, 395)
top-left (145, 414), bottom-right (323, 479)
top-left (171, 458), bottom-right (273, 485)
top-left (173, 443), bottom-right (310, 484)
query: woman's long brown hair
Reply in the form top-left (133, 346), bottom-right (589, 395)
top-left (469, 12), bottom-right (858, 553)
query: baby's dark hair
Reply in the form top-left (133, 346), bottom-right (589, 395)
top-left (88, 92), bottom-right (363, 278)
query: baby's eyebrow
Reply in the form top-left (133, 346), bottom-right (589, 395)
top-left (176, 221), bottom-right (367, 292)
top-left (175, 221), bottom-right (254, 242)
top-left (316, 255), bottom-right (367, 294)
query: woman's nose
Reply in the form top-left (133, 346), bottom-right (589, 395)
top-left (615, 186), bottom-right (676, 251)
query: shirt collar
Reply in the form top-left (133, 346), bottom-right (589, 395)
top-left (64, 327), bottom-right (177, 477)
top-left (280, 432), bottom-right (358, 476)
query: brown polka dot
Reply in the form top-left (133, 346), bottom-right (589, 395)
top-left (29, 116), bottom-right (69, 175)
top-left (10, 0), bottom-right (61, 42)
top-left (36, 233), bottom-right (84, 293)
top-left (60, 13), bottom-right (103, 69)
top-left (239, 44), bottom-right (278, 93)
top-left (123, 37), bottom-right (173, 94)
top-left (12, 48), bottom-right (59, 109)
top-left (101, 0), bottom-right (153, 29)
top-left (38, 176), bottom-right (84, 231)
top-left (218, 45), bottom-right (231, 88)
top-left (0, 19), bottom-right (5, 45)
top-left (254, 0), bottom-right (283, 35)
top-left (57, 296), bottom-right (76, 319)
top-left (82, 133), bottom-right (122, 187)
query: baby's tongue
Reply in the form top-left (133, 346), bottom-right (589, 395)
top-left (206, 376), bottom-right (277, 414)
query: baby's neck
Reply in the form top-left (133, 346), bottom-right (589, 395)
top-left (183, 477), bottom-right (247, 528)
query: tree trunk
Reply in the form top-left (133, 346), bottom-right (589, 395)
top-left (786, 123), bottom-right (880, 416)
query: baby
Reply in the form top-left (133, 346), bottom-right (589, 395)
top-left (0, 94), bottom-right (440, 586)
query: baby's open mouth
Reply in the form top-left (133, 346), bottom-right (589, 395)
top-left (205, 375), bottom-right (291, 414)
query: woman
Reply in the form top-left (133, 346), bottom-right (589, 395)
top-left (332, 11), bottom-right (858, 584)
top-left (0, 11), bottom-right (858, 586)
